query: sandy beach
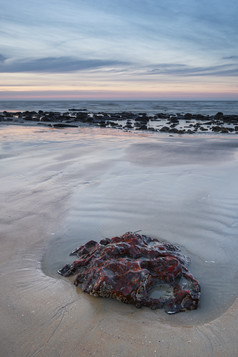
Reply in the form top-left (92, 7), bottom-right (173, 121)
top-left (1, 124), bottom-right (238, 356)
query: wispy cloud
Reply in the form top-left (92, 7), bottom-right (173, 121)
top-left (1, 56), bottom-right (237, 78)
top-left (222, 55), bottom-right (238, 60)
top-left (0, 57), bottom-right (128, 73)
top-left (0, 54), bottom-right (6, 62)
top-left (0, 0), bottom-right (238, 99)
top-left (146, 63), bottom-right (238, 77)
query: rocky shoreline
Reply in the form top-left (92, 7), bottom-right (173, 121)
top-left (1, 109), bottom-right (238, 134)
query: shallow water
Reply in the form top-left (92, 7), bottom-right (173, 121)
top-left (2, 124), bottom-right (238, 325)
top-left (37, 127), bottom-right (238, 325)
top-left (2, 125), bottom-right (238, 356)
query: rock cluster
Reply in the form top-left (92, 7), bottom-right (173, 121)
top-left (1, 109), bottom-right (238, 134)
top-left (58, 232), bottom-right (201, 314)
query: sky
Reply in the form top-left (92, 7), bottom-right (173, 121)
top-left (0, 0), bottom-right (238, 100)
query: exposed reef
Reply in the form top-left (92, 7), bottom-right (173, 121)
top-left (1, 109), bottom-right (238, 134)
top-left (58, 232), bottom-right (201, 314)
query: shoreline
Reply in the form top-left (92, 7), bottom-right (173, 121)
top-left (1, 125), bottom-right (238, 356)
top-left (1, 109), bottom-right (238, 135)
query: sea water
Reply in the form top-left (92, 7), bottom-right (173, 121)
top-left (37, 127), bottom-right (238, 325)
top-left (0, 100), bottom-right (238, 115)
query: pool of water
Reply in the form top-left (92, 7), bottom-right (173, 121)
top-left (41, 132), bottom-right (238, 325)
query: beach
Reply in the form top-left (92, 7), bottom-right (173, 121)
top-left (1, 124), bottom-right (238, 356)
top-left (1, 105), bottom-right (238, 135)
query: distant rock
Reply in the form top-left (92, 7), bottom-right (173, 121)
top-left (160, 126), bottom-right (170, 132)
top-left (184, 113), bottom-right (192, 120)
top-left (53, 123), bottom-right (78, 128)
top-left (214, 112), bottom-right (224, 120)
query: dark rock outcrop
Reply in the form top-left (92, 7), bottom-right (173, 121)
top-left (53, 123), bottom-right (78, 128)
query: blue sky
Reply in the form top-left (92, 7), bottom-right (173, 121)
top-left (0, 0), bottom-right (238, 99)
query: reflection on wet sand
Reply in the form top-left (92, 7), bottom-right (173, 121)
top-left (1, 125), bottom-right (238, 356)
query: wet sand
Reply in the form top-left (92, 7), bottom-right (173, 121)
top-left (1, 125), bottom-right (238, 356)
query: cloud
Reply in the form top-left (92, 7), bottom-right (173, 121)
top-left (1, 0), bottom-right (238, 101)
top-left (0, 54), bottom-right (7, 62)
top-left (1, 0), bottom-right (237, 74)
top-left (222, 55), bottom-right (238, 60)
top-left (146, 63), bottom-right (238, 77)
top-left (1, 55), bottom-right (237, 78)
top-left (0, 56), bottom-right (128, 73)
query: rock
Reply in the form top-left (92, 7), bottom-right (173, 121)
top-left (169, 128), bottom-right (179, 134)
top-left (169, 117), bottom-right (179, 124)
top-left (23, 115), bottom-right (34, 121)
top-left (76, 112), bottom-right (89, 122)
top-left (214, 112), bottom-right (223, 120)
top-left (3, 118), bottom-right (13, 121)
top-left (195, 114), bottom-right (207, 120)
top-left (212, 126), bottom-right (222, 132)
top-left (3, 108), bottom-right (238, 136)
top-left (177, 129), bottom-right (185, 134)
top-left (184, 113), bottom-right (192, 120)
top-left (124, 120), bottom-right (133, 129)
top-left (223, 115), bottom-right (238, 123)
top-left (134, 121), bottom-right (143, 127)
top-left (160, 126), bottom-right (170, 132)
top-left (220, 128), bottom-right (229, 133)
top-left (109, 121), bottom-right (117, 127)
top-left (40, 116), bottom-right (52, 122)
top-left (84, 117), bottom-right (93, 123)
top-left (136, 124), bottom-right (147, 130)
top-left (53, 123), bottom-right (78, 128)
top-left (58, 232), bottom-right (200, 314)
top-left (156, 113), bottom-right (170, 119)
top-left (194, 123), bottom-right (201, 128)
top-left (135, 114), bottom-right (149, 123)
top-left (69, 108), bottom-right (88, 111)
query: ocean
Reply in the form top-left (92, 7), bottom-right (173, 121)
top-left (0, 100), bottom-right (238, 115)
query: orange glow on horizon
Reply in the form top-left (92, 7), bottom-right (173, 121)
top-left (1, 71), bottom-right (238, 100)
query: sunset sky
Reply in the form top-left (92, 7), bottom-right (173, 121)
top-left (0, 0), bottom-right (238, 100)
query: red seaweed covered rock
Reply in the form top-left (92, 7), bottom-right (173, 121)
top-left (58, 232), bottom-right (200, 314)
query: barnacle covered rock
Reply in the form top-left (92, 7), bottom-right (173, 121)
top-left (58, 232), bottom-right (200, 314)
